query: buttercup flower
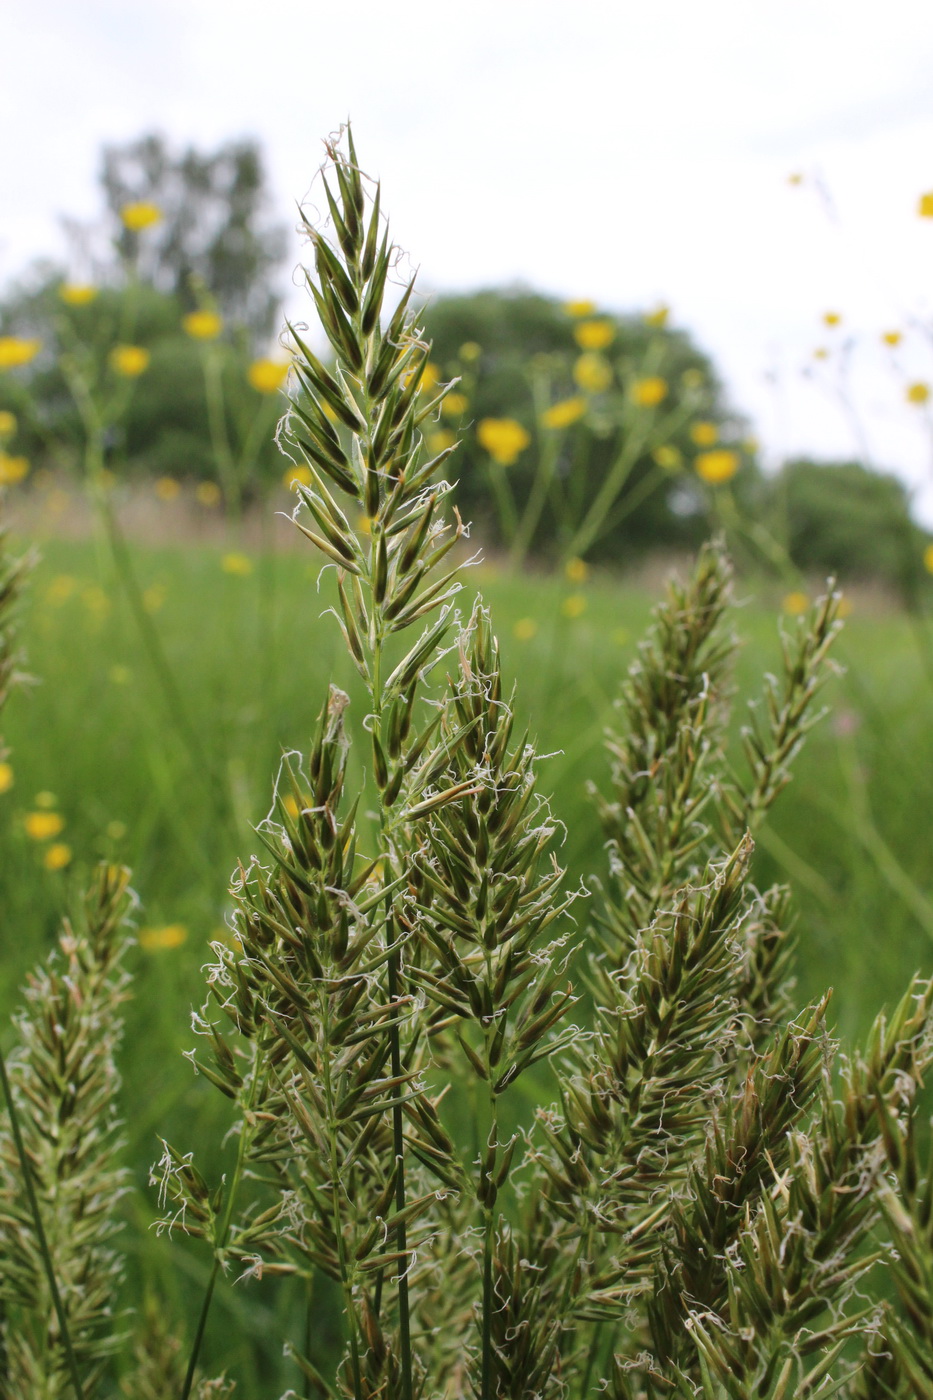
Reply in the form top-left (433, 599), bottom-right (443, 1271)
top-left (59, 284), bottom-right (98, 306)
top-left (0, 337), bottom-right (41, 370)
top-left (426, 429), bottom-right (456, 455)
top-left (0, 411), bottom-right (16, 438)
top-left (823, 312), bottom-right (842, 327)
top-left (25, 810), bottom-right (65, 841)
top-left (541, 396), bottom-right (586, 430)
top-left (110, 345), bottom-right (150, 377)
top-left (561, 594), bottom-right (587, 619)
top-left (513, 618), bottom-right (538, 641)
top-left (783, 591), bottom-right (809, 616)
top-left (222, 552), bottom-right (254, 576)
top-left (917, 192), bottom-right (933, 218)
top-left (44, 843), bottom-right (72, 871)
top-left (573, 354), bottom-right (613, 394)
top-left (477, 418), bottom-right (531, 467)
top-left (565, 557), bottom-right (589, 584)
top-left (183, 311), bottom-right (223, 340)
top-left (630, 376), bottom-right (668, 407)
top-left (120, 201), bottom-right (162, 231)
top-left (924, 543), bottom-right (933, 575)
top-left (573, 320), bottom-right (615, 351)
top-left (283, 465), bottom-right (313, 491)
top-left (0, 762), bottom-right (12, 793)
top-left (652, 444), bottom-right (682, 470)
top-left (882, 331), bottom-right (902, 347)
top-left (695, 449), bottom-right (739, 484)
top-left (440, 391), bottom-right (469, 418)
top-left (0, 455), bottom-right (29, 485)
top-left (155, 476), bottom-right (180, 501)
top-left (459, 341), bottom-right (482, 362)
top-left (138, 924), bottom-right (188, 951)
top-left (248, 358), bottom-right (290, 393)
top-left (563, 299), bottom-right (596, 318)
top-left (690, 421), bottom-right (718, 447)
top-left (907, 382), bottom-right (930, 406)
top-left (196, 480), bottom-right (222, 506)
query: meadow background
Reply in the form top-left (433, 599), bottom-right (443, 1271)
top-left (3, 3), bottom-right (933, 1384)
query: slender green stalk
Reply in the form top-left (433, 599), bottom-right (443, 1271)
top-left (201, 347), bottom-right (241, 518)
top-left (0, 1047), bottom-right (86, 1400)
top-left (508, 372), bottom-right (562, 569)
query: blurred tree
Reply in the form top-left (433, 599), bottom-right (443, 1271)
top-left (766, 457), bottom-right (930, 600)
top-left (418, 287), bottom-right (757, 564)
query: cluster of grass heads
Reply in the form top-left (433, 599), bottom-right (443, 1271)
top-left (2, 131), bottom-right (933, 1398)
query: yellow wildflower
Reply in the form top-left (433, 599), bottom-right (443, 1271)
top-left (561, 594), bottom-right (587, 620)
top-left (0, 455), bottom-right (29, 485)
top-left (574, 354), bottom-right (613, 394)
top-left (44, 843), bottom-right (72, 871)
top-left (573, 320), bottom-right (615, 351)
top-left (248, 358), bottom-right (290, 393)
top-left (0, 337), bottom-right (41, 370)
top-left (652, 444), bottom-right (682, 470)
top-left (690, 421), bottom-right (718, 447)
top-left (695, 449), bottom-right (739, 484)
top-left (681, 368), bottom-right (704, 389)
top-left (155, 476), bottom-right (180, 501)
top-left (110, 345), bottom-right (150, 377)
top-left (426, 429), bottom-right (457, 455)
top-left (907, 382), bottom-right (930, 405)
top-left (183, 310), bottom-right (223, 340)
top-left (882, 330), bottom-right (902, 347)
top-left (283, 465), bottom-right (313, 490)
top-left (644, 305), bottom-right (670, 328)
top-left (107, 820), bottom-right (127, 840)
top-left (25, 810), bottom-right (65, 841)
top-left (787, 172), bottom-right (804, 186)
top-left (46, 575), bottom-right (76, 605)
top-left (565, 557), bottom-right (589, 584)
top-left (59, 283), bottom-right (98, 306)
top-left (410, 361), bottom-right (441, 393)
top-left (564, 300), bottom-right (597, 318)
top-left (541, 396), bottom-right (586, 430)
top-left (0, 410), bottom-right (16, 438)
top-left (477, 418), bottom-right (531, 467)
top-left (918, 192), bottom-right (933, 218)
top-left (459, 341), bottom-right (482, 362)
top-left (440, 391), bottom-right (469, 418)
top-left (782, 591), bottom-right (809, 616)
top-left (823, 311), bottom-right (842, 327)
top-left (0, 762), bottom-right (12, 793)
top-left (813, 347), bottom-right (829, 360)
top-left (222, 552), bottom-right (254, 576)
top-left (630, 376), bottom-right (668, 407)
top-left (196, 480), bottom-right (222, 506)
top-left (138, 924), bottom-right (188, 951)
top-left (924, 543), bottom-right (933, 574)
top-left (513, 618), bottom-right (538, 641)
top-left (120, 201), bottom-right (163, 231)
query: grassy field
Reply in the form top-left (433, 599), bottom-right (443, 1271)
top-left (2, 520), bottom-right (932, 1383)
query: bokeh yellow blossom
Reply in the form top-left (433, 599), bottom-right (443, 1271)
top-left (882, 331), bottom-right (902, 347)
top-left (477, 418), bottom-right (531, 466)
top-left (459, 341), bottom-right (482, 362)
top-left (541, 397), bottom-right (586, 430)
top-left (823, 312), bottom-right (842, 327)
top-left (573, 320), bottom-right (615, 351)
top-left (0, 337), bottom-right (41, 370)
top-left (0, 455), bottom-right (29, 485)
top-left (574, 354), bottom-right (613, 394)
top-left (565, 557), bottom-right (589, 584)
top-left (924, 543), bottom-right (933, 575)
top-left (0, 762), bottom-right (12, 793)
top-left (644, 305), bottom-right (670, 328)
top-left (918, 192), bottom-right (933, 218)
top-left (630, 376), bottom-right (668, 407)
top-left (196, 480), bottom-right (222, 506)
top-left (782, 591), bottom-right (809, 616)
top-left (25, 811), bottom-right (65, 841)
top-left (412, 362), bottom-right (441, 393)
top-left (652, 444), bottom-right (682, 470)
top-left (110, 345), bottom-right (150, 377)
top-left (440, 391), bottom-right (469, 418)
top-left (248, 358), bottom-right (290, 393)
top-left (283, 465), bottom-right (313, 491)
top-left (139, 924), bottom-right (188, 951)
top-left (681, 368), bottom-right (704, 389)
top-left (813, 348), bottom-right (829, 360)
top-left (426, 429), bottom-right (457, 455)
top-left (689, 421), bottom-right (718, 447)
top-left (0, 411), bottom-right (16, 438)
top-left (46, 575), bottom-right (76, 605)
top-left (59, 283), bottom-right (98, 306)
top-left (787, 172), bottom-right (804, 186)
top-left (155, 476), bottom-right (180, 501)
top-left (907, 382), bottom-right (930, 405)
top-left (561, 594), bottom-right (587, 619)
top-left (222, 552), bottom-right (254, 576)
top-left (564, 300), bottom-right (596, 318)
top-left (183, 311), bottom-right (223, 340)
top-left (513, 618), bottom-right (538, 641)
top-left (44, 843), bottom-right (72, 871)
top-left (121, 201), bottom-right (163, 231)
top-left (695, 449), bottom-right (739, 484)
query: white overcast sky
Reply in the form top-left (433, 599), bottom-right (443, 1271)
top-left (6, 0), bottom-right (933, 517)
